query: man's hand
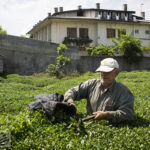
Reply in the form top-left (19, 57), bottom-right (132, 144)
top-left (69, 102), bottom-right (77, 110)
top-left (68, 98), bottom-right (77, 110)
top-left (93, 111), bottom-right (107, 120)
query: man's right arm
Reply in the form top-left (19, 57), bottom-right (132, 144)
top-left (63, 82), bottom-right (88, 104)
top-left (63, 79), bottom-right (96, 104)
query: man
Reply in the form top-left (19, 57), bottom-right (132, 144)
top-left (64, 58), bottom-right (134, 124)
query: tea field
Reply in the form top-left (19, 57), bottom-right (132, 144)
top-left (0, 71), bottom-right (150, 149)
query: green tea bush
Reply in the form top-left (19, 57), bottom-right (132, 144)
top-left (0, 71), bottom-right (150, 149)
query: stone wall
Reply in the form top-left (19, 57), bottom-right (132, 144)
top-left (0, 34), bottom-right (150, 75)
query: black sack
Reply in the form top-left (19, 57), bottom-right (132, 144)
top-left (27, 93), bottom-right (76, 120)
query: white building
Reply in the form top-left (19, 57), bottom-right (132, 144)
top-left (27, 3), bottom-right (150, 47)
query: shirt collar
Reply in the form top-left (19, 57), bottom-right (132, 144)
top-left (108, 80), bottom-right (116, 92)
top-left (100, 80), bottom-right (116, 93)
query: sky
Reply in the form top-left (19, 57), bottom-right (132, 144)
top-left (0, 0), bottom-right (149, 36)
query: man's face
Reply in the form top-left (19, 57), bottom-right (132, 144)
top-left (100, 69), bottom-right (119, 88)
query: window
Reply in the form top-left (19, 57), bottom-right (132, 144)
top-left (77, 10), bottom-right (84, 16)
top-left (128, 13), bottom-right (132, 21)
top-left (79, 28), bottom-right (88, 38)
top-left (67, 28), bottom-right (77, 38)
top-left (95, 12), bottom-right (98, 17)
top-left (107, 28), bottom-right (116, 38)
top-left (112, 12), bottom-right (116, 20)
top-left (103, 11), bottom-right (107, 19)
top-left (145, 30), bottom-right (150, 35)
top-left (135, 29), bottom-right (139, 34)
top-left (120, 13), bottom-right (125, 20)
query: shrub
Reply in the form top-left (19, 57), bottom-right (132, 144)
top-left (0, 71), bottom-right (150, 149)
top-left (46, 44), bottom-right (71, 77)
top-left (86, 44), bottom-right (115, 56)
top-left (144, 40), bottom-right (150, 50)
top-left (112, 33), bottom-right (143, 64)
top-left (86, 28), bottom-right (143, 64)
top-left (148, 40), bottom-right (150, 49)
top-left (0, 26), bottom-right (7, 34)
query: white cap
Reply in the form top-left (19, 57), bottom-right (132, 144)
top-left (96, 58), bottom-right (119, 72)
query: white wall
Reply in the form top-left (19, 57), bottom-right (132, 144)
top-left (96, 21), bottom-right (150, 47)
top-left (51, 19), bottom-right (97, 44)
top-left (84, 11), bottom-right (96, 17)
top-left (31, 18), bottom-right (150, 47)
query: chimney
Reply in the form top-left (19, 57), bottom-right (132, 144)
top-left (54, 7), bottom-right (58, 13)
top-left (48, 13), bottom-right (51, 16)
top-left (141, 12), bottom-right (145, 20)
top-left (78, 5), bottom-right (82, 10)
top-left (59, 7), bottom-right (63, 12)
top-left (123, 4), bottom-right (127, 11)
top-left (96, 3), bottom-right (100, 9)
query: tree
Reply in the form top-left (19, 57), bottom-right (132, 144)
top-left (21, 35), bottom-right (27, 38)
top-left (112, 30), bottom-right (143, 64)
top-left (46, 44), bottom-right (71, 77)
top-left (0, 26), bottom-right (7, 34)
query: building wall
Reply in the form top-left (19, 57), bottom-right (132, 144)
top-left (96, 21), bottom-right (150, 46)
top-left (31, 18), bottom-right (150, 47)
top-left (50, 19), bottom-right (97, 45)
top-left (84, 10), bottom-right (96, 17)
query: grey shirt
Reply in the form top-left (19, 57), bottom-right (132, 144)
top-left (64, 79), bottom-right (134, 124)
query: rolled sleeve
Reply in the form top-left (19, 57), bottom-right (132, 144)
top-left (64, 79), bottom-right (97, 103)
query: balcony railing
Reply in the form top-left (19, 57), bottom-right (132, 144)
top-left (63, 37), bottom-right (93, 46)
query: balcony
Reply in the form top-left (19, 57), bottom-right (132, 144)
top-left (63, 37), bottom-right (93, 47)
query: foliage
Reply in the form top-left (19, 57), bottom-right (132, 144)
top-left (0, 26), bottom-right (7, 34)
top-left (141, 41), bottom-right (150, 53)
top-left (143, 40), bottom-right (150, 50)
top-left (63, 37), bottom-right (93, 46)
top-left (0, 71), bottom-right (150, 149)
top-left (117, 28), bottom-right (126, 36)
top-left (86, 28), bottom-right (143, 64)
top-left (148, 40), bottom-right (150, 49)
top-left (21, 35), bottom-right (27, 38)
top-left (46, 44), bottom-right (71, 77)
top-left (86, 44), bottom-right (115, 56)
top-left (112, 33), bottom-right (143, 64)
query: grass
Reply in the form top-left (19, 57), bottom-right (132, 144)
top-left (0, 71), bottom-right (150, 149)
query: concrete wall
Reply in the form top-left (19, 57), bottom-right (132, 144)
top-left (0, 34), bottom-right (150, 75)
top-left (0, 34), bottom-right (80, 75)
top-left (0, 55), bottom-right (3, 72)
top-left (77, 56), bottom-right (150, 73)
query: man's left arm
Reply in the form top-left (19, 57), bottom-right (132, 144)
top-left (94, 88), bottom-right (134, 124)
